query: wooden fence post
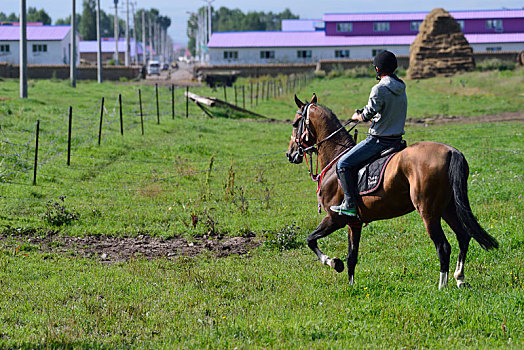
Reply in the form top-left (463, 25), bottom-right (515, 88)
top-left (155, 83), bottom-right (160, 124)
top-left (98, 97), bottom-right (104, 145)
top-left (33, 120), bottom-right (40, 185)
top-left (256, 82), bottom-right (259, 106)
top-left (234, 85), bottom-right (238, 106)
top-left (171, 84), bottom-right (175, 119)
top-left (138, 89), bottom-right (144, 135)
top-left (186, 86), bottom-right (189, 118)
top-left (242, 85), bottom-right (245, 109)
top-left (250, 83), bottom-right (253, 107)
top-left (67, 106), bottom-right (72, 166)
top-left (223, 84), bottom-right (227, 102)
top-left (119, 93), bottom-right (123, 136)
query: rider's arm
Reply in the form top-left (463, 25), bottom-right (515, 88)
top-left (361, 85), bottom-right (384, 122)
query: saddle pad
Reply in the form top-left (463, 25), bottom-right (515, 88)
top-left (357, 153), bottom-right (396, 196)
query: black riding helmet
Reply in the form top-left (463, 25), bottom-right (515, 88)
top-left (373, 50), bottom-right (398, 79)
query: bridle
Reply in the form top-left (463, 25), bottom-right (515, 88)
top-left (291, 103), bottom-right (360, 183)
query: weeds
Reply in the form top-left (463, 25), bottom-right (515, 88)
top-left (264, 223), bottom-right (303, 251)
top-left (43, 196), bottom-right (79, 226)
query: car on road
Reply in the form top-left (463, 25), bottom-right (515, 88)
top-left (147, 60), bottom-right (161, 75)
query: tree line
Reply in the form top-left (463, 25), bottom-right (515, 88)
top-left (187, 7), bottom-right (299, 55)
top-left (0, 1), bottom-right (170, 42)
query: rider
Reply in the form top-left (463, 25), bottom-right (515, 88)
top-left (330, 50), bottom-right (408, 216)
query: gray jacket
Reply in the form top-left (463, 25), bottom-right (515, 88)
top-left (361, 75), bottom-right (407, 137)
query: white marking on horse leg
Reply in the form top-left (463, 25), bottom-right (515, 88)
top-left (454, 260), bottom-right (466, 288)
top-left (349, 275), bottom-right (354, 285)
top-left (439, 272), bottom-right (449, 290)
top-left (319, 254), bottom-right (329, 265)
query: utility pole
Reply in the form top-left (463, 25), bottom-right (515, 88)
top-left (125, 0), bottom-right (130, 66)
top-left (114, 0), bottom-right (119, 65)
top-left (131, 2), bottom-right (137, 65)
top-left (148, 14), bottom-right (153, 61)
top-left (142, 10), bottom-right (146, 64)
top-left (20, 0), bottom-right (27, 98)
top-left (70, 0), bottom-right (76, 87)
top-left (96, 0), bottom-right (103, 82)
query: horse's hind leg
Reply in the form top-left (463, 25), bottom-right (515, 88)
top-left (443, 204), bottom-right (471, 288)
top-left (307, 215), bottom-right (346, 273)
top-left (347, 223), bottom-right (362, 285)
top-left (421, 216), bottom-right (452, 290)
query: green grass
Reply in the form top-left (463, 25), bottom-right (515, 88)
top-left (0, 71), bottom-right (523, 348)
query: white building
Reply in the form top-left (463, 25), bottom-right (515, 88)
top-left (0, 25), bottom-right (80, 65)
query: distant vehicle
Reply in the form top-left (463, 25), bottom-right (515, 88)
top-left (162, 63), bottom-right (169, 71)
top-left (147, 60), bottom-right (161, 75)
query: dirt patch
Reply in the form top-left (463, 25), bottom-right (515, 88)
top-left (1, 233), bottom-right (261, 263)
top-left (407, 111), bottom-right (524, 125)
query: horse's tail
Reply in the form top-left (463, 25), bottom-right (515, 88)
top-left (448, 148), bottom-right (499, 250)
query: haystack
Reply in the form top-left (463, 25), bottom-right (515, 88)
top-left (407, 8), bottom-right (475, 79)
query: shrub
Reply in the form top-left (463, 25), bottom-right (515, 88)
top-left (476, 58), bottom-right (516, 71)
top-left (344, 65), bottom-right (374, 78)
top-left (43, 196), bottom-right (79, 226)
top-left (314, 70), bottom-right (326, 79)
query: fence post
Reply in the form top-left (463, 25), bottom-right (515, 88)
top-left (138, 89), bottom-right (144, 135)
top-left (171, 84), bottom-right (175, 119)
top-left (242, 85), bottom-right (245, 109)
top-left (223, 84), bottom-right (227, 102)
top-left (33, 120), bottom-right (40, 186)
top-left (98, 97), bottom-right (104, 145)
top-left (234, 85), bottom-right (237, 106)
top-left (118, 94), bottom-right (124, 136)
top-left (250, 82), bottom-right (253, 108)
top-left (155, 83), bottom-right (160, 124)
top-left (256, 82), bottom-right (259, 106)
top-left (186, 86), bottom-right (189, 118)
top-left (67, 106), bottom-right (72, 166)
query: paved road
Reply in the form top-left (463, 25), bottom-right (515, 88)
top-left (143, 61), bottom-right (195, 86)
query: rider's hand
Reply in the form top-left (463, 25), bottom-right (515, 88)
top-left (351, 112), bottom-right (363, 122)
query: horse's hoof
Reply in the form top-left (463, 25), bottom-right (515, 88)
top-left (457, 280), bottom-right (471, 289)
top-left (330, 258), bottom-right (344, 273)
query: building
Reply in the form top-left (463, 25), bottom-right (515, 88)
top-left (0, 25), bottom-right (79, 65)
top-left (208, 9), bottom-right (524, 65)
top-left (79, 38), bottom-right (150, 65)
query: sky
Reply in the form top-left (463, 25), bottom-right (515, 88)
top-left (1, 0), bottom-right (523, 45)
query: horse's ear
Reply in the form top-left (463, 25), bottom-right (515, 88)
top-left (294, 94), bottom-right (305, 108)
top-left (310, 93), bottom-right (317, 104)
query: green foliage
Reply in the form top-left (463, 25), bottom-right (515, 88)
top-left (476, 58), bottom-right (516, 72)
top-left (27, 7), bottom-right (52, 25)
top-left (43, 196), bottom-right (79, 226)
top-left (264, 223), bottom-right (304, 251)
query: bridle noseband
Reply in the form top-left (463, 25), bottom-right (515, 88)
top-left (292, 103), bottom-right (317, 155)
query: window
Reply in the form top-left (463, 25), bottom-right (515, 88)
top-left (32, 44), bottom-right (47, 52)
top-left (335, 50), bottom-right (350, 58)
top-left (486, 19), bottom-right (503, 31)
top-left (410, 21), bottom-right (422, 31)
top-left (457, 20), bottom-right (465, 31)
top-left (372, 49), bottom-right (384, 57)
top-left (336, 23), bottom-right (353, 33)
top-left (486, 47), bottom-right (502, 52)
top-left (260, 51), bottom-right (275, 59)
top-left (223, 51), bottom-right (238, 60)
top-left (373, 22), bottom-right (390, 32)
top-left (0, 44), bottom-right (9, 53)
top-left (297, 50), bottom-right (312, 58)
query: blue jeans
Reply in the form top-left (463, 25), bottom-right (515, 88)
top-left (336, 135), bottom-right (399, 171)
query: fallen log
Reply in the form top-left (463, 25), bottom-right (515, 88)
top-left (184, 91), bottom-right (269, 119)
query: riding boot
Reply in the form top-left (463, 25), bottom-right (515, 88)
top-left (330, 167), bottom-right (358, 216)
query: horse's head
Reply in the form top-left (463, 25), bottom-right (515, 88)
top-left (286, 94), bottom-right (319, 164)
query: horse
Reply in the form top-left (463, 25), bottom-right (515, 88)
top-left (286, 94), bottom-right (498, 290)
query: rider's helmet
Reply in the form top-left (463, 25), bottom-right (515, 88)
top-left (373, 50), bottom-right (398, 78)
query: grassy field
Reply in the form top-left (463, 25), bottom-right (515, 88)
top-left (0, 69), bottom-right (523, 348)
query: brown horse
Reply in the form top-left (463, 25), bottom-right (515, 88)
top-left (286, 94), bottom-right (498, 289)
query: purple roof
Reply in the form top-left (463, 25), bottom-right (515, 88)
top-left (0, 25), bottom-right (71, 41)
top-left (208, 30), bottom-right (524, 48)
top-left (79, 39), bottom-right (147, 56)
top-left (323, 9), bottom-right (524, 22)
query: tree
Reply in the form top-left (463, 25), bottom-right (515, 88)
top-left (79, 0), bottom-right (97, 40)
top-left (0, 12), bottom-right (19, 22)
top-left (27, 7), bottom-right (52, 25)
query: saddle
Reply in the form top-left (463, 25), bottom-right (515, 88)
top-left (357, 140), bottom-right (407, 195)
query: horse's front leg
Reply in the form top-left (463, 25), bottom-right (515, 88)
top-left (347, 223), bottom-right (362, 285)
top-left (307, 215), bottom-right (346, 273)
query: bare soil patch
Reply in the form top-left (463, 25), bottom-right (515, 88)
top-left (407, 111), bottom-right (524, 125)
top-left (0, 232), bottom-right (260, 263)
